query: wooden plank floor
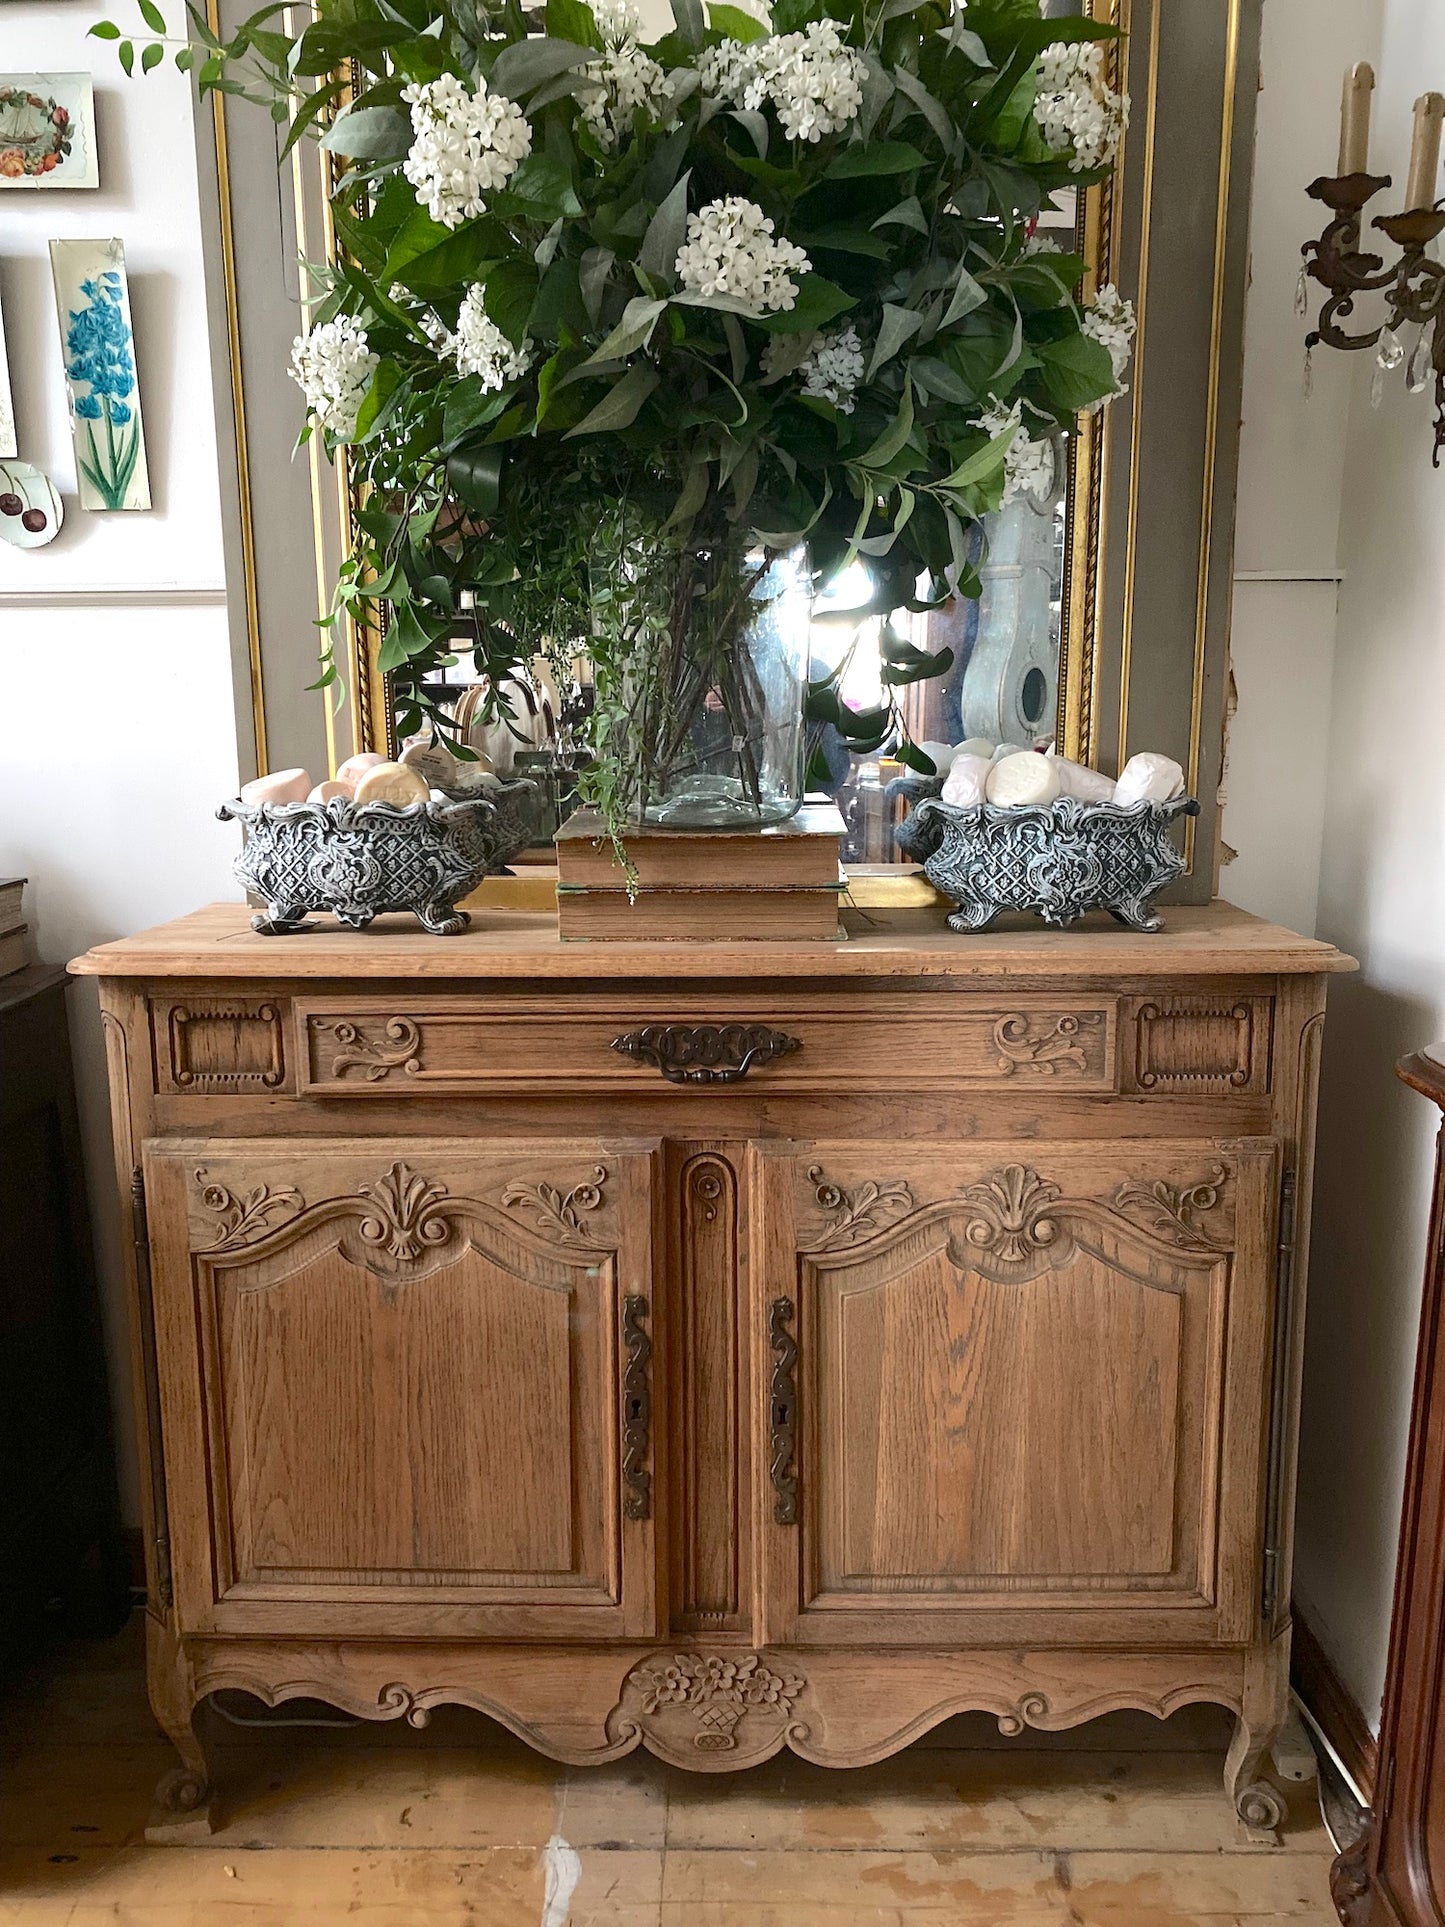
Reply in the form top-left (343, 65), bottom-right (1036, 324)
top-left (0, 1617), bottom-right (1338, 1926)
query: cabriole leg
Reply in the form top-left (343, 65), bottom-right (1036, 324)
top-left (145, 1617), bottom-right (216, 1842)
top-left (1225, 1643), bottom-right (1290, 1839)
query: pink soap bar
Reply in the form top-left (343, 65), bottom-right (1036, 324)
top-left (335, 752), bottom-right (388, 795)
top-left (240, 768), bottom-right (311, 806)
top-left (308, 780), bottom-right (348, 803)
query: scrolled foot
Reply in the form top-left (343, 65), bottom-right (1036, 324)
top-left (1235, 1779), bottom-right (1287, 1834)
top-left (1108, 900), bottom-right (1165, 933)
top-left (417, 900), bottom-right (470, 936)
top-left (1330, 1829), bottom-right (1375, 1927)
top-left (146, 1763), bottom-right (217, 1843)
top-left (945, 902), bottom-right (998, 933)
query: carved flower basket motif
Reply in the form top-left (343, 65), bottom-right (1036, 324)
top-left (899, 793), bottom-right (1200, 933)
top-left (218, 792), bottom-right (513, 936)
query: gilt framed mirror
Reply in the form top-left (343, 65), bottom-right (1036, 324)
top-left (196, 0), bottom-right (1259, 897)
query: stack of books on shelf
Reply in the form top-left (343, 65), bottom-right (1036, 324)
top-left (0, 877), bottom-right (31, 977)
top-left (554, 803), bottom-right (848, 942)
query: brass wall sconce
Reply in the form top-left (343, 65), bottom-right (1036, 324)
top-left (1300, 67), bottom-right (1445, 464)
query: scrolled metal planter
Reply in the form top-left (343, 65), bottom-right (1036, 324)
top-left (217, 792), bottom-right (510, 936)
top-left (899, 792), bottom-right (1199, 934)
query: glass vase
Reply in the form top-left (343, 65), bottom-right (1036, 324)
top-left (588, 505), bottom-right (811, 831)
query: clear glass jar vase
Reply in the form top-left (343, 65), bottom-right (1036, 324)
top-left (588, 504), bottom-right (811, 831)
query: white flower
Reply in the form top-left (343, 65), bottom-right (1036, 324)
top-left (699, 20), bottom-right (864, 141)
top-left (674, 196), bottom-right (810, 314)
top-left (1032, 41), bottom-right (1127, 171)
top-left (798, 323), bottom-right (864, 411)
top-left (977, 397), bottom-right (1056, 508)
top-left (434, 285), bottom-right (534, 389)
top-left (1082, 281), bottom-right (1136, 392)
top-left (288, 315), bottom-right (377, 440)
top-left (1021, 230), bottom-right (1062, 256)
top-left (580, 4), bottom-right (672, 154)
top-left (401, 73), bottom-right (532, 229)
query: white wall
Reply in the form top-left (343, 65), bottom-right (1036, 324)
top-left (0, 1), bottom-right (241, 1515)
top-left (1224, 0), bottom-right (1445, 1735)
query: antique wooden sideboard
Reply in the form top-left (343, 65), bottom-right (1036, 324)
top-left (72, 899), bottom-right (1351, 1838)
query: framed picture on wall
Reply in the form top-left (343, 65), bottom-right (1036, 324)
top-left (0, 75), bottom-right (99, 189)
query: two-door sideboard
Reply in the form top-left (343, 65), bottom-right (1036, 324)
top-left (72, 899), bottom-right (1351, 1839)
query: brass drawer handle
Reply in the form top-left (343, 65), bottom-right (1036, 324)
top-left (768, 1297), bottom-right (799, 1526)
top-left (611, 1023), bottom-right (802, 1085)
top-left (621, 1295), bottom-right (652, 1521)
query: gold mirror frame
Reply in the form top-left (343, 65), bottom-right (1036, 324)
top-left (199, 0), bottom-right (1259, 898)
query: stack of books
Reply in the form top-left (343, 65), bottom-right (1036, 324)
top-left (555, 804), bottom-right (848, 942)
top-left (0, 877), bottom-right (30, 977)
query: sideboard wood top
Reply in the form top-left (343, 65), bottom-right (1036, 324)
top-left (70, 899), bottom-right (1355, 980)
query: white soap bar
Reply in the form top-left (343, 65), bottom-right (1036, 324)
top-left (990, 741), bottom-right (1027, 763)
top-left (1051, 758), bottom-right (1116, 802)
top-left (940, 753), bottom-right (991, 807)
top-left (1113, 751), bottom-right (1186, 807)
top-left (307, 779), bottom-right (348, 804)
top-left (956, 737), bottom-right (996, 761)
top-left (986, 751), bottom-right (1060, 807)
top-left (240, 768), bottom-right (311, 807)
top-left (335, 751), bottom-right (388, 795)
top-left (353, 761), bottom-right (430, 808)
top-left (915, 740), bottom-right (957, 777)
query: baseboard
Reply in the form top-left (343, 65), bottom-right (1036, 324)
top-left (1292, 1602), bottom-right (1378, 1803)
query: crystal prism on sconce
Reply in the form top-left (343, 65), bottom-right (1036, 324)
top-left (1300, 67), bottom-right (1445, 464)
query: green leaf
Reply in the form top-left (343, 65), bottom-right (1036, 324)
top-left (579, 245), bottom-right (614, 324)
top-left (175, 44), bottom-right (194, 70)
top-left (637, 170), bottom-right (691, 281)
top-left (546, 0), bottom-right (603, 50)
top-left (672, 0), bottom-right (705, 49)
top-left (824, 140), bottom-right (927, 180)
top-left (871, 195), bottom-right (928, 236)
top-left (1036, 330), bottom-right (1116, 411)
top-left (936, 15), bottom-right (990, 65)
top-left (890, 67), bottom-right (953, 149)
top-left (501, 151), bottom-right (582, 219)
top-left (489, 35), bottom-right (594, 100)
top-left (89, 20), bottom-right (123, 38)
top-left (855, 378), bottom-right (914, 470)
top-left (353, 360), bottom-right (403, 443)
top-left (563, 364), bottom-right (660, 436)
top-left (748, 274), bottom-right (856, 336)
top-left (867, 302), bottom-right (925, 381)
top-left (442, 378), bottom-right (511, 448)
top-left (661, 452), bottom-right (712, 535)
top-left (729, 107), bottom-right (768, 158)
top-left (484, 258), bottom-right (541, 345)
top-left (138, 0), bottom-right (166, 31)
top-left (797, 224), bottom-right (891, 260)
top-left (908, 354), bottom-right (975, 405)
top-left (446, 445), bottom-right (504, 515)
top-left (939, 429), bottom-right (1011, 490)
top-left (940, 260), bottom-right (988, 328)
top-left (708, 1), bottom-right (769, 40)
top-left (119, 39), bottom-right (135, 74)
top-left (320, 104), bottom-right (410, 157)
top-left (141, 40), bottom-right (164, 70)
top-left (581, 294), bottom-right (667, 366)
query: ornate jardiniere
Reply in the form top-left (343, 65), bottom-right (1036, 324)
top-left (899, 793), bottom-right (1199, 933)
top-left (217, 793), bottom-right (507, 936)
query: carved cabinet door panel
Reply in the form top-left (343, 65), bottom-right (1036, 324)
top-left (142, 1137), bottom-right (660, 1640)
top-left (752, 1138), bottom-right (1279, 1650)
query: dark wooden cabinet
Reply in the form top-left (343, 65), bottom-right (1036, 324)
top-left (0, 967), bottom-right (124, 1661)
top-left (75, 901), bottom-right (1347, 1839)
top-left (1333, 1049), bottom-right (1445, 1927)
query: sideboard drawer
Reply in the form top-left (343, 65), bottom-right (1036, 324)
top-left (295, 994), bottom-right (1123, 1096)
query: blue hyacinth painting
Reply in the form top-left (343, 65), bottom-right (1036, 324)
top-left (49, 238), bottom-right (151, 511)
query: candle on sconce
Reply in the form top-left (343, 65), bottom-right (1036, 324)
top-left (1339, 61), bottom-right (1376, 174)
top-left (1405, 91), bottom-right (1445, 209)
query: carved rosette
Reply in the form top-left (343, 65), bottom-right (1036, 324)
top-left (321, 1016), bottom-right (423, 1082)
top-left (802, 1165), bottom-right (915, 1251)
top-left (1113, 1165), bottom-right (1231, 1251)
top-left (502, 1167), bottom-right (608, 1248)
top-left (993, 1011), bottom-right (1100, 1077)
top-left (614, 1653), bottom-right (807, 1764)
top-left (193, 1168), bottom-right (303, 1250)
